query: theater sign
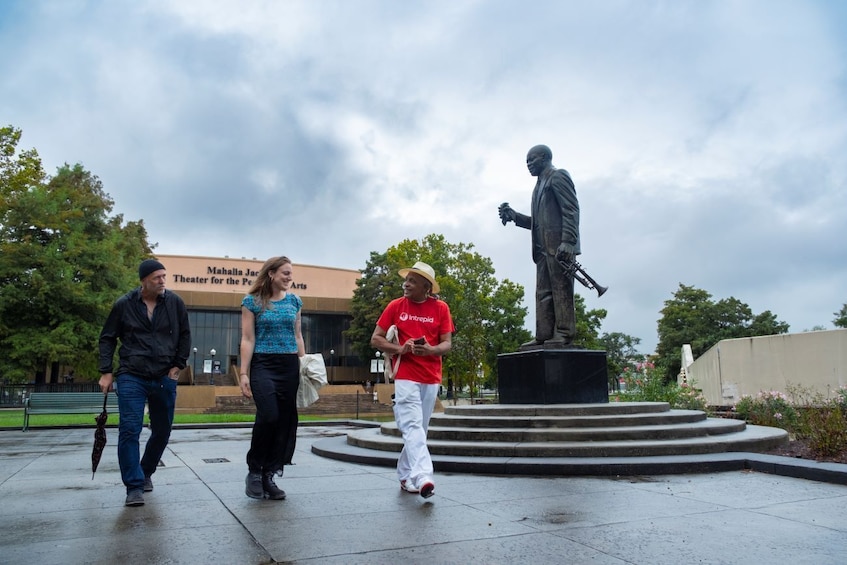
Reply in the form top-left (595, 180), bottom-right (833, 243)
top-left (158, 254), bottom-right (359, 300)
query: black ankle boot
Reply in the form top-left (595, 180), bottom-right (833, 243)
top-left (245, 471), bottom-right (263, 499)
top-left (262, 472), bottom-right (286, 500)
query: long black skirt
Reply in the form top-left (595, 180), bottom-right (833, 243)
top-left (246, 353), bottom-right (299, 474)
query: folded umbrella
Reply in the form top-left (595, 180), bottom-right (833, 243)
top-left (91, 392), bottom-right (109, 479)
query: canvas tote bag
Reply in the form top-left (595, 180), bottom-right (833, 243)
top-left (384, 325), bottom-right (401, 382)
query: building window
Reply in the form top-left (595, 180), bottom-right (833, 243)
top-left (185, 310), bottom-right (357, 376)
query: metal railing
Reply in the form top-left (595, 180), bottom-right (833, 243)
top-left (0, 383), bottom-right (101, 407)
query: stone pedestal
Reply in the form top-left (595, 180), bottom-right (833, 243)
top-left (497, 349), bottom-right (609, 404)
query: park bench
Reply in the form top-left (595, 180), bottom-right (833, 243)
top-left (23, 392), bottom-right (119, 431)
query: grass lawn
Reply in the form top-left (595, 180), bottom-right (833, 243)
top-left (0, 409), bottom-right (358, 429)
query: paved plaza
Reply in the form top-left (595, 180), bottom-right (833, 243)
top-left (1, 423), bottom-right (846, 564)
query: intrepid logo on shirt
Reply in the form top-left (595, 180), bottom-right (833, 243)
top-left (399, 312), bottom-right (435, 323)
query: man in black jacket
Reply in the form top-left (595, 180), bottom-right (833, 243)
top-left (99, 259), bottom-right (191, 506)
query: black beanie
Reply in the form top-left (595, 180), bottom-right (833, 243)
top-left (139, 259), bottom-right (166, 280)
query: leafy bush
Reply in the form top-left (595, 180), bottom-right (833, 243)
top-left (734, 383), bottom-right (847, 459)
top-left (613, 362), bottom-right (708, 412)
top-left (673, 382), bottom-right (710, 412)
top-left (733, 391), bottom-right (800, 432)
top-left (798, 405), bottom-right (847, 457)
top-left (782, 383), bottom-right (847, 456)
top-left (836, 386), bottom-right (847, 411)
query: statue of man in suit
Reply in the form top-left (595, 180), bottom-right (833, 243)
top-left (498, 145), bottom-right (580, 349)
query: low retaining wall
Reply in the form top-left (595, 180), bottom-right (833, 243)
top-left (175, 386), bottom-right (217, 413)
top-left (175, 384), bottom-right (409, 417)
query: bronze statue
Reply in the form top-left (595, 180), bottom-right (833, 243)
top-left (499, 145), bottom-right (580, 349)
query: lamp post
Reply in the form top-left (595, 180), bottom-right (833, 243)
top-left (210, 348), bottom-right (216, 386)
top-left (373, 351), bottom-right (382, 403)
top-left (329, 349), bottom-right (335, 384)
top-left (192, 347), bottom-right (197, 385)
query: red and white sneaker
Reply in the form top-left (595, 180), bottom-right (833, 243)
top-left (418, 477), bottom-right (435, 499)
top-left (400, 479), bottom-right (420, 494)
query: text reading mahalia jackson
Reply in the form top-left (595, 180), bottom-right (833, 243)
top-left (170, 266), bottom-right (307, 289)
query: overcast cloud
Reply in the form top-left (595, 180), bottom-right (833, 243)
top-left (2, 0), bottom-right (845, 353)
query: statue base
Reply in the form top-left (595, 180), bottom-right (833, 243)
top-left (497, 349), bottom-right (609, 404)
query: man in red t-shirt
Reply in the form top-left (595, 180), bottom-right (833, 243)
top-left (371, 261), bottom-right (454, 498)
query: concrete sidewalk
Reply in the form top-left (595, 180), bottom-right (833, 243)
top-left (1, 424), bottom-right (846, 564)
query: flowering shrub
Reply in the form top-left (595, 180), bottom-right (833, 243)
top-left (836, 386), bottom-right (847, 411)
top-left (782, 383), bottom-right (847, 456)
top-left (798, 404), bottom-right (847, 457)
top-left (673, 382), bottom-right (710, 411)
top-left (614, 362), bottom-right (708, 412)
top-left (734, 384), bottom-right (847, 458)
top-left (733, 391), bottom-right (800, 432)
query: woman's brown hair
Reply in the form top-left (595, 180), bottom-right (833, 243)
top-left (247, 256), bottom-right (292, 311)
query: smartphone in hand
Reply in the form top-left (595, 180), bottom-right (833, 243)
top-left (414, 337), bottom-right (426, 345)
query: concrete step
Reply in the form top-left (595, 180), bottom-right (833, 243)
top-left (430, 409), bottom-right (708, 429)
top-left (443, 402), bottom-right (672, 417)
top-left (311, 402), bottom-right (789, 474)
top-left (311, 433), bottom-right (804, 478)
top-left (346, 423), bottom-right (787, 457)
top-left (214, 395), bottom-right (256, 414)
top-left (380, 418), bottom-right (746, 442)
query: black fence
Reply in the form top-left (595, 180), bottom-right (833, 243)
top-left (0, 383), bottom-right (101, 408)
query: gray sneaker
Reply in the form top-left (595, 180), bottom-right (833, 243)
top-left (125, 489), bottom-right (145, 507)
top-left (143, 476), bottom-right (153, 492)
top-left (245, 472), bottom-right (263, 499)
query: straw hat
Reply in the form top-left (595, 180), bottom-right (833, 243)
top-left (398, 261), bottom-right (440, 294)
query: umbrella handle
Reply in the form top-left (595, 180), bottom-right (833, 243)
top-left (103, 391), bottom-right (108, 411)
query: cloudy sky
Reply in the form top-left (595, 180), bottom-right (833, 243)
top-left (2, 0), bottom-right (846, 353)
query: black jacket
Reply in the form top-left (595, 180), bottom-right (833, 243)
top-left (99, 288), bottom-right (191, 379)
top-left (514, 166), bottom-right (580, 263)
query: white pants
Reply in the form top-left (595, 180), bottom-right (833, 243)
top-left (393, 379), bottom-right (439, 486)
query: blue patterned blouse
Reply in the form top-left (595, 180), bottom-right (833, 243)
top-left (242, 293), bottom-right (302, 354)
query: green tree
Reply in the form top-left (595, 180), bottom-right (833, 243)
top-left (0, 126), bottom-right (152, 383)
top-left (574, 293), bottom-right (606, 351)
top-left (345, 250), bottom-right (396, 363)
top-left (483, 280), bottom-right (532, 388)
top-left (345, 234), bottom-right (531, 398)
top-left (834, 304), bottom-right (847, 329)
top-left (654, 283), bottom-right (789, 381)
top-left (748, 310), bottom-right (790, 337)
top-left (601, 332), bottom-right (644, 391)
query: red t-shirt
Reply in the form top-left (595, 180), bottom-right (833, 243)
top-left (377, 296), bottom-right (455, 384)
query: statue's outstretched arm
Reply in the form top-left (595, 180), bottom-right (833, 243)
top-left (499, 202), bottom-right (531, 229)
top-left (498, 202), bottom-right (517, 225)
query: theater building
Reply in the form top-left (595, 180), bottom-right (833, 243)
top-left (159, 254), bottom-right (367, 383)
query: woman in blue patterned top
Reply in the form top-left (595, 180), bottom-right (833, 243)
top-left (239, 256), bottom-right (305, 500)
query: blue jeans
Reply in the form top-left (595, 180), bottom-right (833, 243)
top-left (115, 374), bottom-right (177, 493)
